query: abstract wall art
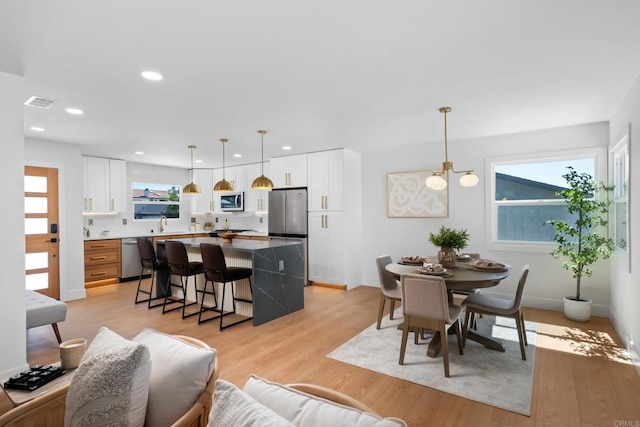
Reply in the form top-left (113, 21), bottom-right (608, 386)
top-left (387, 170), bottom-right (448, 218)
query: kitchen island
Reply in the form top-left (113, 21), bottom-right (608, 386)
top-left (156, 237), bottom-right (304, 326)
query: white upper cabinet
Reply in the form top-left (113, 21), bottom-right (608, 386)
top-left (270, 154), bottom-right (308, 188)
top-left (82, 156), bottom-right (125, 213)
top-left (308, 150), bottom-right (344, 211)
top-left (244, 162), bottom-right (269, 212)
top-left (225, 165), bottom-right (245, 192)
top-left (191, 169), bottom-right (215, 213)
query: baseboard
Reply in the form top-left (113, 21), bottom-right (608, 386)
top-left (310, 281), bottom-right (347, 290)
top-left (609, 308), bottom-right (640, 376)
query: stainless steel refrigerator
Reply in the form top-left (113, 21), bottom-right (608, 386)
top-left (268, 188), bottom-right (308, 285)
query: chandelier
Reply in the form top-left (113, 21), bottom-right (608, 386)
top-left (425, 107), bottom-right (479, 190)
top-left (183, 145), bottom-right (202, 194)
top-left (213, 138), bottom-right (234, 192)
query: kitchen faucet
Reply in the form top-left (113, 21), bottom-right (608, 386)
top-left (160, 215), bottom-right (167, 232)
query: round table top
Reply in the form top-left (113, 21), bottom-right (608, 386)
top-left (385, 259), bottom-right (511, 292)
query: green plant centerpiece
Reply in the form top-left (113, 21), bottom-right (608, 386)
top-left (428, 226), bottom-right (470, 268)
top-left (546, 166), bottom-right (614, 322)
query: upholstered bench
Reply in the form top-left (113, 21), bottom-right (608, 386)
top-left (25, 290), bottom-right (67, 343)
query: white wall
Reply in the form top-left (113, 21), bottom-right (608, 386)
top-left (25, 138), bottom-right (86, 301)
top-left (608, 73), bottom-right (640, 373)
top-left (0, 71), bottom-right (28, 378)
top-left (360, 122), bottom-right (611, 316)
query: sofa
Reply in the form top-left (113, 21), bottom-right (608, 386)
top-left (0, 328), bottom-right (407, 426)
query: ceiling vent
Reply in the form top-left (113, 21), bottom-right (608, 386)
top-left (24, 96), bottom-right (56, 109)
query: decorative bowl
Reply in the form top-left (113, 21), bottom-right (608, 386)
top-left (218, 232), bottom-right (238, 243)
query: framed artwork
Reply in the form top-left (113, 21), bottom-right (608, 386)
top-left (610, 124), bottom-right (631, 272)
top-left (387, 170), bottom-right (448, 218)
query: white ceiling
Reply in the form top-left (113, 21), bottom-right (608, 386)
top-left (3, 1), bottom-right (640, 169)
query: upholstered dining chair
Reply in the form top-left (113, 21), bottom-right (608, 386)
top-left (163, 240), bottom-right (204, 319)
top-left (399, 273), bottom-right (464, 378)
top-left (462, 264), bottom-right (530, 360)
top-left (375, 255), bottom-right (402, 330)
top-left (135, 237), bottom-right (168, 308)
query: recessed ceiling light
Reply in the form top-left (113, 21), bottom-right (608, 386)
top-left (65, 107), bottom-right (84, 115)
top-left (195, 159), bottom-right (203, 163)
top-left (135, 151), bottom-right (144, 155)
top-left (282, 146), bottom-right (292, 150)
top-left (30, 126), bottom-right (45, 132)
top-left (141, 71), bottom-right (163, 81)
top-left (233, 153), bottom-right (242, 158)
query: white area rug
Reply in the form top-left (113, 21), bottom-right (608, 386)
top-left (327, 310), bottom-right (537, 416)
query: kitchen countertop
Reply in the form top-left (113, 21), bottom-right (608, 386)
top-left (84, 230), bottom-right (268, 241)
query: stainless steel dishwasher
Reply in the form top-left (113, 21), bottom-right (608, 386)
top-left (121, 238), bottom-right (143, 281)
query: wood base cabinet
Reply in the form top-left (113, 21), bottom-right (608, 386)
top-left (84, 239), bottom-right (121, 287)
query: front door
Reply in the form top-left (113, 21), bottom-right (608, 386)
top-left (24, 166), bottom-right (60, 299)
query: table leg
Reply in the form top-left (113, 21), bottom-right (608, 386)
top-left (426, 331), bottom-right (441, 358)
top-left (466, 329), bottom-right (506, 352)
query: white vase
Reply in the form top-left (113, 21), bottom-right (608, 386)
top-left (563, 296), bottom-right (592, 322)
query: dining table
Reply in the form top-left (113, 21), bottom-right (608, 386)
top-left (385, 257), bottom-right (511, 358)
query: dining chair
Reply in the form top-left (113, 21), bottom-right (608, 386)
top-left (163, 240), bottom-right (204, 319)
top-left (375, 255), bottom-right (402, 329)
top-left (399, 273), bottom-right (464, 378)
top-left (135, 237), bottom-right (168, 308)
top-left (462, 264), bottom-right (530, 360)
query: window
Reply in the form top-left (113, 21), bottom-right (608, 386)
top-left (132, 182), bottom-right (181, 220)
top-left (486, 148), bottom-right (606, 251)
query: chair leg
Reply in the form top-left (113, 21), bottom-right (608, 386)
top-left (135, 267), bottom-right (148, 304)
top-left (440, 323), bottom-right (450, 378)
top-left (454, 319), bottom-right (463, 355)
top-left (51, 323), bottom-right (62, 344)
top-left (181, 275), bottom-right (200, 319)
top-left (389, 299), bottom-right (396, 320)
top-left (515, 312), bottom-right (527, 360)
top-left (147, 270), bottom-right (166, 309)
top-left (162, 274), bottom-right (185, 314)
top-left (376, 294), bottom-right (386, 330)
top-left (399, 317), bottom-right (410, 365)
top-left (198, 279), bottom-right (221, 324)
top-left (520, 311), bottom-right (528, 346)
top-left (462, 309), bottom-right (472, 348)
top-left (220, 279), bottom-right (254, 331)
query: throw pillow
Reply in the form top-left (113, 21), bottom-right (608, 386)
top-left (208, 379), bottom-right (293, 427)
top-left (133, 328), bottom-right (216, 427)
top-left (243, 375), bottom-right (407, 427)
top-left (64, 327), bottom-right (151, 427)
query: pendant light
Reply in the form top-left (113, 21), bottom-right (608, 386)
top-left (214, 138), bottom-right (234, 192)
top-left (183, 145), bottom-right (202, 194)
top-left (251, 129), bottom-right (274, 190)
top-left (425, 107), bottom-right (479, 190)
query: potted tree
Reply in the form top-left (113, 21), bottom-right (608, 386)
top-left (428, 226), bottom-right (470, 268)
top-left (546, 166), bottom-right (614, 322)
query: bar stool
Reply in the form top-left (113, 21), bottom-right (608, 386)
top-left (163, 240), bottom-right (204, 319)
top-left (135, 237), bottom-right (168, 308)
top-left (199, 243), bottom-right (253, 330)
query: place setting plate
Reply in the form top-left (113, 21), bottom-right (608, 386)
top-left (468, 260), bottom-right (508, 272)
top-left (415, 266), bottom-right (448, 276)
top-left (399, 256), bottom-right (424, 266)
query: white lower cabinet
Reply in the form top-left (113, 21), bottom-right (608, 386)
top-left (308, 211), bottom-right (345, 285)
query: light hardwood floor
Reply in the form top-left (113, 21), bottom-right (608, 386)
top-left (3, 281), bottom-right (640, 426)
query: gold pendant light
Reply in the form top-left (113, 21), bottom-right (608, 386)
top-left (214, 138), bottom-right (234, 192)
top-left (183, 145), bottom-right (202, 194)
top-left (425, 106), bottom-right (479, 190)
top-left (251, 129), bottom-right (274, 190)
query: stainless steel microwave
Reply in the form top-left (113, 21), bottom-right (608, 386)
top-left (220, 192), bottom-right (244, 211)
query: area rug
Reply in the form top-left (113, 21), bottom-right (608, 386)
top-left (327, 310), bottom-right (537, 416)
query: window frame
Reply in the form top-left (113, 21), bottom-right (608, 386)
top-left (485, 146), bottom-right (608, 252)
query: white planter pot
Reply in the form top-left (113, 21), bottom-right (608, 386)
top-left (563, 296), bottom-right (592, 322)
